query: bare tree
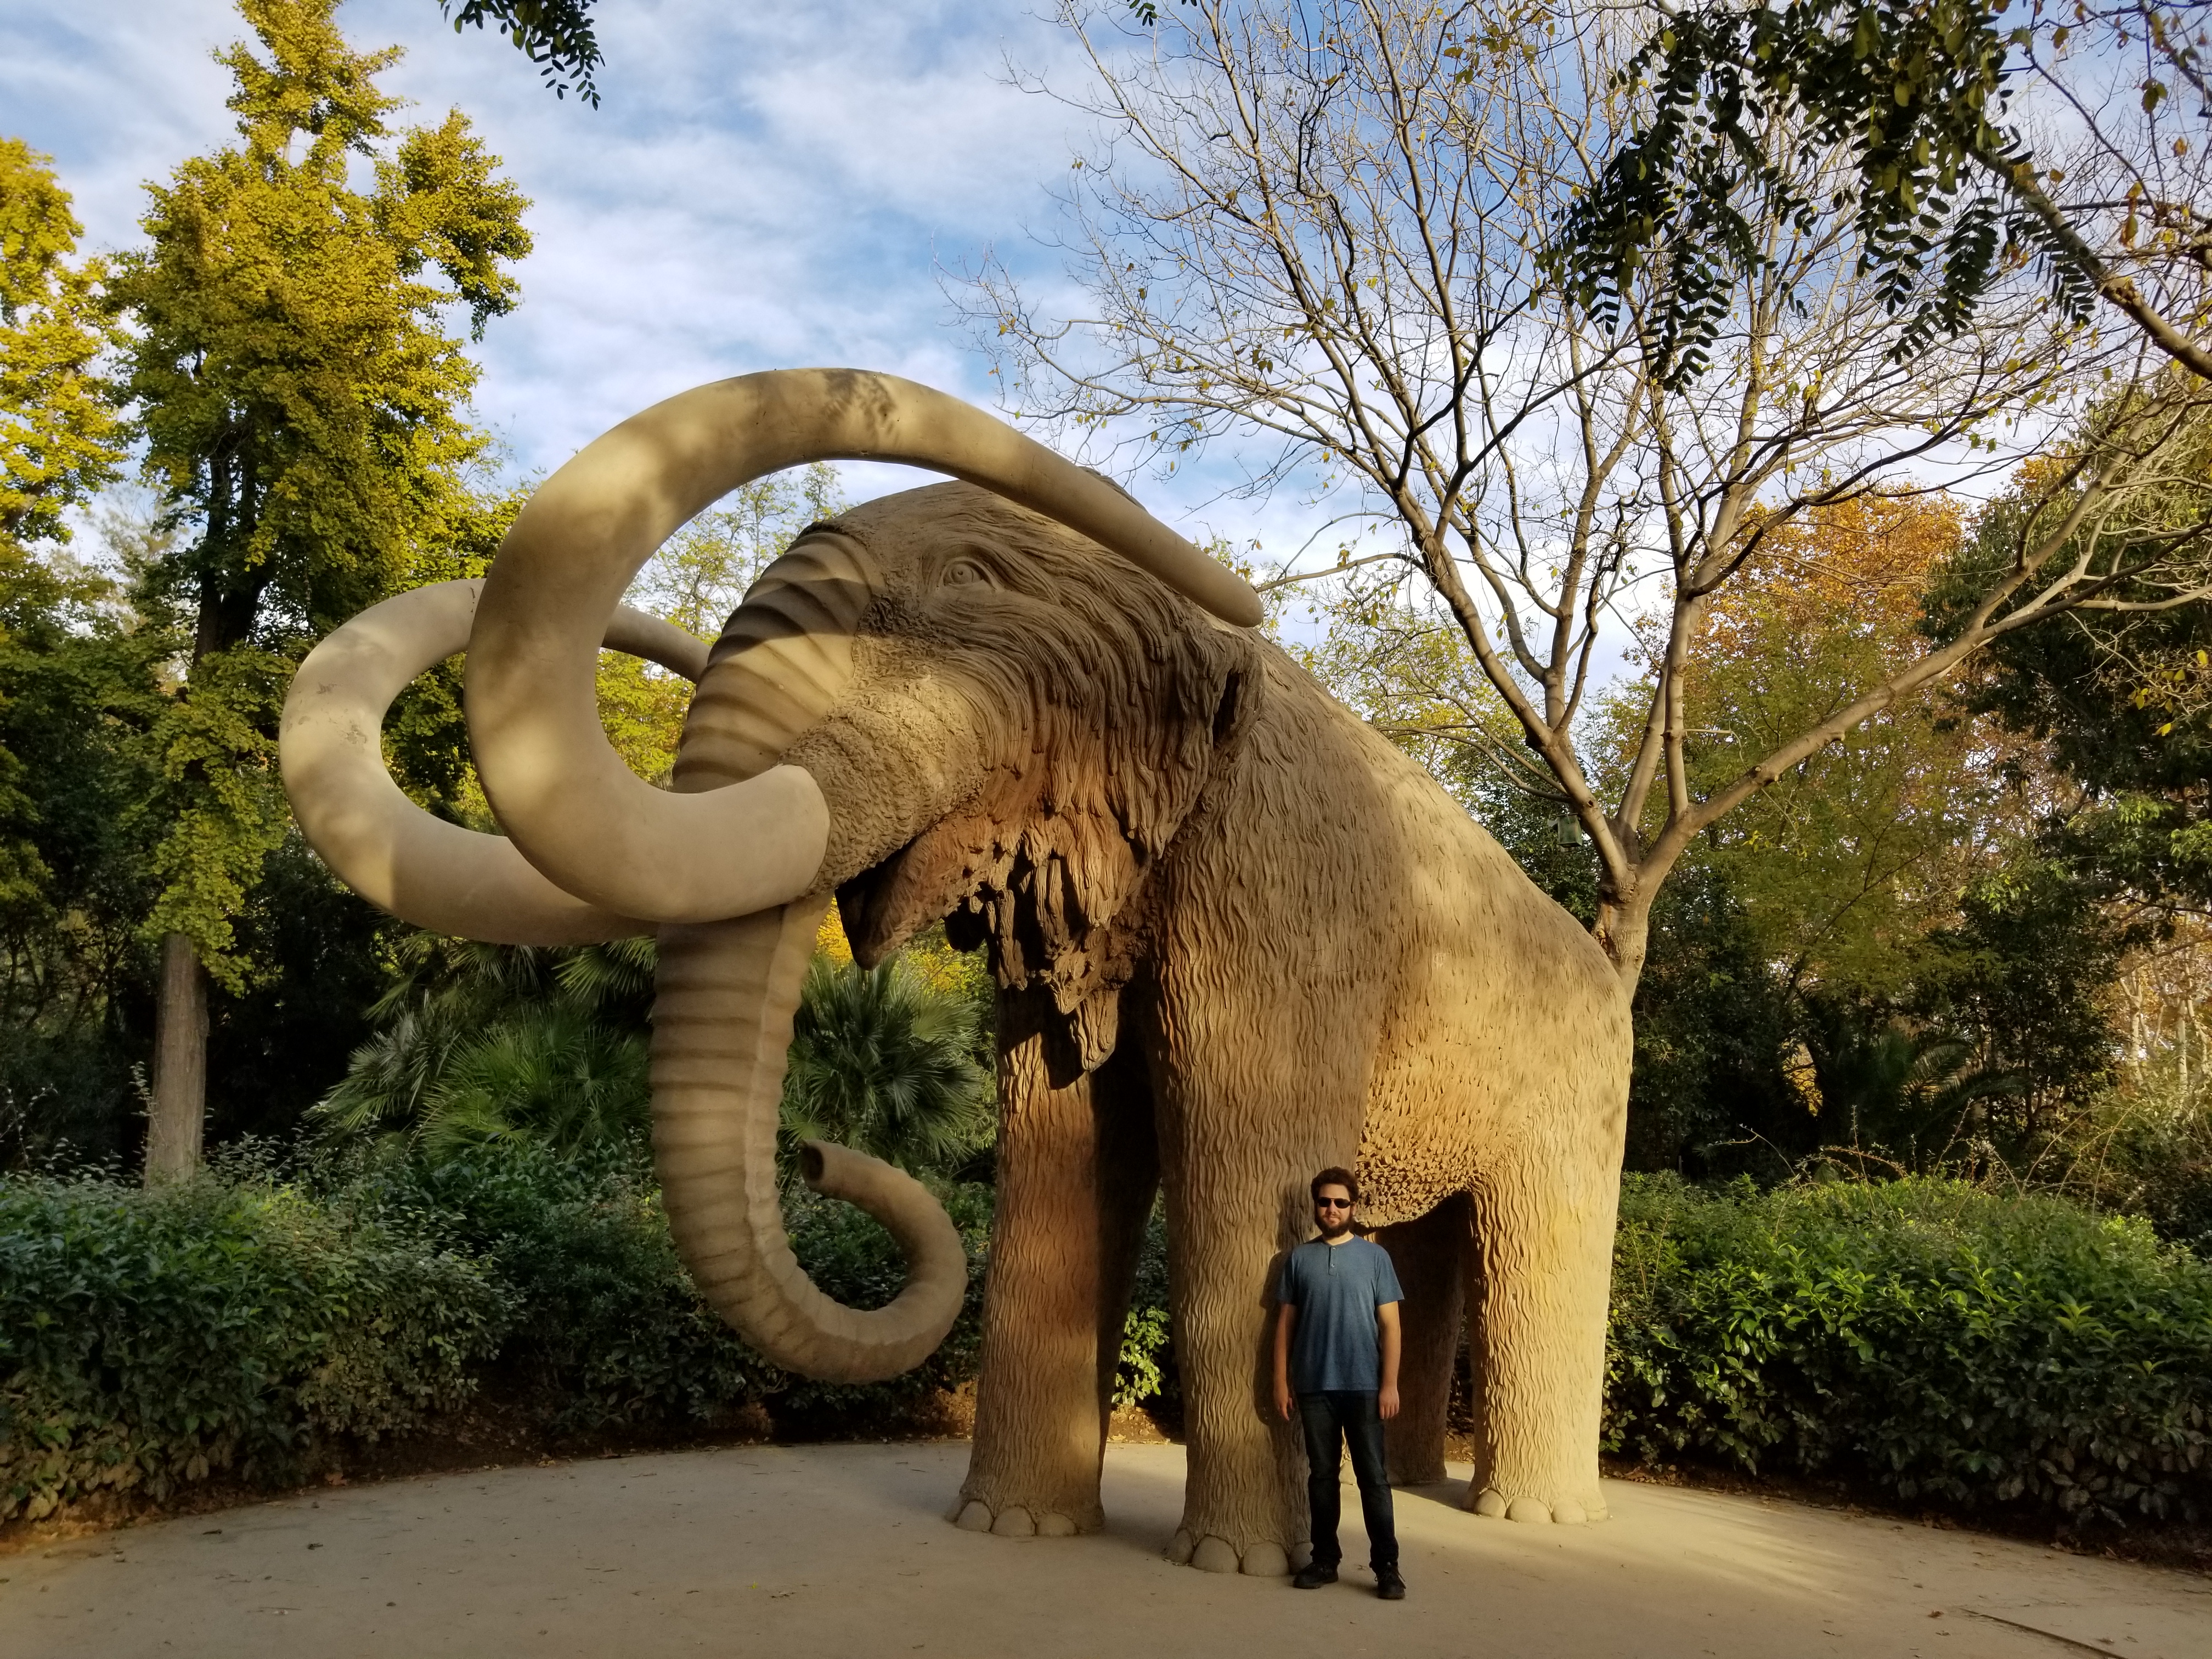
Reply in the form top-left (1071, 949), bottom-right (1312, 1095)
top-left (961, 0), bottom-right (2212, 989)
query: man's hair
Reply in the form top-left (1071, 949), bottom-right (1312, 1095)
top-left (1310, 1166), bottom-right (1359, 1204)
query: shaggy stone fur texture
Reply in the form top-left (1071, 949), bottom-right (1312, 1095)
top-left (672, 482), bottom-right (1631, 1572)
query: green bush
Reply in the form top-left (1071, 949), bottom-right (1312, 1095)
top-left (342, 1142), bottom-right (766, 1431)
top-left (1607, 1174), bottom-right (2212, 1525)
top-left (0, 1167), bottom-right (509, 1522)
top-left (31, 1151), bottom-right (2200, 1539)
top-left (345, 1142), bottom-right (994, 1431)
top-left (1114, 1206), bottom-right (1176, 1412)
top-left (1, 1141), bottom-right (998, 1523)
top-left (774, 1180), bottom-right (995, 1423)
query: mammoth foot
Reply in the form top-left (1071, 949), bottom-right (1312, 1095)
top-left (1467, 1485), bottom-right (1609, 1525)
top-left (946, 1495), bottom-right (1085, 1538)
top-left (1164, 1528), bottom-right (1311, 1577)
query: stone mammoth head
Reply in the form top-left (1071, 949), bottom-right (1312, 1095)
top-left (763, 481), bottom-right (1264, 1068)
top-left (280, 370), bottom-right (1261, 1389)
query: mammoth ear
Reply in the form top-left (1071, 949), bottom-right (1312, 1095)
top-left (1014, 623), bottom-right (1266, 1073)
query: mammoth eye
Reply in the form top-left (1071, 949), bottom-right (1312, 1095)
top-left (940, 557), bottom-right (996, 589)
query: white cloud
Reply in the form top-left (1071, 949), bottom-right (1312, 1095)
top-left (2, 0), bottom-right (1115, 489)
top-left (3, 0), bottom-right (1362, 566)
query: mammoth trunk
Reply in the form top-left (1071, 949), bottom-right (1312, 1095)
top-left (650, 530), bottom-right (962, 1384)
top-left (652, 902), bottom-right (967, 1383)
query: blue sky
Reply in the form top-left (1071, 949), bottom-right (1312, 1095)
top-left (4, 0), bottom-right (1288, 534)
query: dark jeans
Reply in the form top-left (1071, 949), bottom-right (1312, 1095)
top-left (1296, 1390), bottom-right (1397, 1571)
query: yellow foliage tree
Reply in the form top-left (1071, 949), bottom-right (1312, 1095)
top-left (1681, 495), bottom-right (2006, 1000)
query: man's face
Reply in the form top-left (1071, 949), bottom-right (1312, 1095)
top-left (1313, 1183), bottom-right (1355, 1239)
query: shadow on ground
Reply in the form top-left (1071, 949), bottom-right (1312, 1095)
top-left (2, 1443), bottom-right (2204, 1658)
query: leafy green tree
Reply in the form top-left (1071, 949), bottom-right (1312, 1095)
top-left (439, 1), bottom-right (606, 104)
top-left (1936, 399), bottom-right (2212, 920)
top-left (1553, 0), bottom-right (2212, 386)
top-left (1912, 856), bottom-right (2130, 1153)
top-left (108, 0), bottom-right (531, 1177)
top-left (1, 138), bottom-right (123, 546)
top-left (1684, 495), bottom-right (2002, 1003)
top-left (0, 543), bottom-right (168, 1165)
top-left (0, 147), bottom-right (154, 1165)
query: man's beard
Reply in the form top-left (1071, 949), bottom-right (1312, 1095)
top-left (1318, 1215), bottom-right (1354, 1240)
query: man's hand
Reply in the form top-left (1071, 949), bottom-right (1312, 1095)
top-left (1378, 1383), bottom-right (1401, 1421)
top-left (1273, 1376), bottom-right (1295, 1422)
top-left (1272, 1301), bottom-right (1297, 1421)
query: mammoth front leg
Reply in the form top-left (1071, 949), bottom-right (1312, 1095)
top-left (954, 995), bottom-right (1155, 1537)
top-left (1154, 1163), bottom-right (1311, 1578)
top-left (1148, 975), bottom-right (1373, 1576)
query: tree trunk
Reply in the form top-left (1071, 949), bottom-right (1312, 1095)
top-left (1593, 885), bottom-right (1655, 998)
top-left (142, 556), bottom-right (250, 1184)
top-left (145, 931), bottom-right (208, 1181)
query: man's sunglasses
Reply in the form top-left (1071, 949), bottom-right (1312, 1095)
top-left (1314, 1197), bottom-right (1353, 1210)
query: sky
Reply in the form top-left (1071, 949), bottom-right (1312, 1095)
top-left (2, 0), bottom-right (1311, 546)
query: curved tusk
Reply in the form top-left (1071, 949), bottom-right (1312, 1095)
top-left (280, 579), bottom-right (708, 945)
top-left (467, 368), bottom-right (1262, 928)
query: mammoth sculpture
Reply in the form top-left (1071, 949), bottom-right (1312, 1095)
top-left (281, 370), bottom-right (1630, 1576)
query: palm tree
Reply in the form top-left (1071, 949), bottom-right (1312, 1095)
top-left (317, 934), bottom-right (994, 1177)
top-left (413, 1003), bottom-right (650, 1156)
top-left (1813, 1017), bottom-right (2018, 1173)
top-left (312, 936), bottom-right (653, 1154)
top-left (780, 955), bottom-right (993, 1176)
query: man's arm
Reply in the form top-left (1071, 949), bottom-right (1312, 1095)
top-left (1376, 1301), bottom-right (1402, 1421)
top-left (1272, 1301), bottom-right (1297, 1422)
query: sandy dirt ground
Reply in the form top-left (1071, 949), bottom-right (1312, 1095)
top-left (1, 1442), bottom-right (2205, 1658)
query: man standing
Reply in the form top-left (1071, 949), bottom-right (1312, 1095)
top-left (1272, 1166), bottom-right (1406, 1599)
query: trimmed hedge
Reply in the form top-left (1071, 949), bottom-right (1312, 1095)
top-left (351, 1144), bottom-right (992, 1427)
top-left (1, 1144), bottom-right (991, 1523)
top-left (11, 1161), bottom-right (2209, 1533)
top-left (1607, 1175), bottom-right (2212, 1525)
top-left (1, 1171), bottom-right (506, 1520)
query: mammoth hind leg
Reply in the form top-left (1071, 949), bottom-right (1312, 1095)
top-left (953, 992), bottom-right (1156, 1538)
top-left (1464, 1152), bottom-right (1616, 1525)
top-left (1369, 1193), bottom-right (1472, 1487)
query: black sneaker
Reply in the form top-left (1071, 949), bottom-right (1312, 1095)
top-left (1292, 1562), bottom-right (1338, 1590)
top-left (1375, 1566), bottom-right (1407, 1601)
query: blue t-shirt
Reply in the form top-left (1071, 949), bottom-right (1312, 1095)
top-left (1277, 1235), bottom-right (1404, 1393)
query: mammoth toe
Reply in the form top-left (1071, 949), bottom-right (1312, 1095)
top-left (950, 1496), bottom-right (1090, 1539)
top-left (1189, 1534), bottom-right (1242, 1574)
top-left (1171, 1531), bottom-right (1295, 1575)
top-left (1471, 1486), bottom-right (1607, 1525)
top-left (1238, 1541), bottom-right (1290, 1578)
